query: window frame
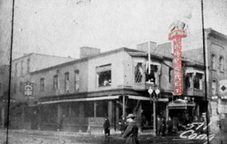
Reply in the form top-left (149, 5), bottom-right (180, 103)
top-left (211, 54), bottom-right (216, 70)
top-left (211, 79), bottom-right (217, 96)
top-left (65, 72), bottom-right (70, 92)
top-left (27, 59), bottom-right (30, 73)
top-left (134, 62), bottom-right (144, 83)
top-left (40, 78), bottom-right (45, 92)
top-left (21, 60), bottom-right (24, 76)
top-left (74, 70), bottom-right (80, 92)
top-left (219, 56), bottom-right (224, 72)
top-left (53, 75), bottom-right (58, 90)
top-left (15, 63), bottom-right (18, 77)
top-left (96, 64), bottom-right (112, 87)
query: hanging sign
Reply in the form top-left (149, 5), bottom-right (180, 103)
top-left (24, 81), bottom-right (33, 97)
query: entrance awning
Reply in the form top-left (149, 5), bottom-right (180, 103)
top-left (38, 95), bottom-right (120, 105)
top-left (128, 95), bottom-right (169, 102)
top-left (167, 102), bottom-right (195, 109)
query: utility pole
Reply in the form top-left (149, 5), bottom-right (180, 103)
top-left (7, 0), bottom-right (16, 143)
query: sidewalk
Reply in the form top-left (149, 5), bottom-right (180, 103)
top-left (0, 128), bottom-right (156, 137)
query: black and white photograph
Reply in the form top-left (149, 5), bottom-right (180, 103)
top-left (0, 0), bottom-right (227, 143)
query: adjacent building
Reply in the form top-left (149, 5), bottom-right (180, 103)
top-left (10, 53), bottom-right (75, 129)
top-left (0, 65), bottom-right (10, 128)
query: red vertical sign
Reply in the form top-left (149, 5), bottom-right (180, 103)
top-left (169, 30), bottom-right (186, 96)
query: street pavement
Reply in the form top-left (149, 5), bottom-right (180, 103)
top-left (0, 129), bottom-right (226, 144)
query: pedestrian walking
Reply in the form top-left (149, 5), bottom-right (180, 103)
top-left (103, 117), bottom-right (110, 136)
top-left (122, 113), bottom-right (139, 144)
top-left (156, 115), bottom-right (162, 136)
top-left (119, 115), bottom-right (127, 134)
top-left (161, 117), bottom-right (166, 136)
top-left (167, 117), bottom-right (173, 134)
top-left (58, 114), bottom-right (65, 131)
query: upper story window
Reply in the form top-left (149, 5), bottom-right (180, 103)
top-left (20, 82), bottom-right (23, 93)
top-left (96, 64), bottom-right (111, 87)
top-left (211, 54), bottom-right (216, 70)
top-left (14, 83), bottom-right (17, 93)
top-left (0, 83), bottom-right (2, 93)
top-left (27, 59), bottom-right (30, 73)
top-left (40, 78), bottom-right (45, 92)
top-left (134, 62), bottom-right (143, 83)
top-left (53, 75), bottom-right (58, 90)
top-left (219, 56), bottom-right (224, 71)
top-left (193, 73), bottom-right (203, 90)
top-left (211, 79), bottom-right (217, 96)
top-left (74, 70), bottom-right (79, 92)
top-left (65, 72), bottom-right (69, 92)
top-left (21, 61), bottom-right (24, 76)
top-left (169, 67), bottom-right (173, 83)
top-left (146, 64), bottom-right (159, 85)
top-left (185, 73), bottom-right (193, 88)
top-left (15, 63), bottom-right (18, 77)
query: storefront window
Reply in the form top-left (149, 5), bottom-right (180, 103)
top-left (85, 102), bottom-right (94, 117)
top-left (96, 101), bottom-right (108, 117)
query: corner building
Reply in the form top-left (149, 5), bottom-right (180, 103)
top-left (31, 46), bottom-right (205, 133)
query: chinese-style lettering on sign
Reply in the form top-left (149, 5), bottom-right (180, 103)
top-left (169, 29), bottom-right (187, 96)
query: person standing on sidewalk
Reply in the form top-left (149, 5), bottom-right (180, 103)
top-left (122, 114), bottom-right (139, 144)
top-left (119, 115), bottom-right (127, 134)
top-left (103, 117), bottom-right (110, 136)
top-left (58, 115), bottom-right (65, 131)
top-left (156, 115), bottom-right (162, 136)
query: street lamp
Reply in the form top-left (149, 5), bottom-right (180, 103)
top-left (148, 87), bottom-right (160, 136)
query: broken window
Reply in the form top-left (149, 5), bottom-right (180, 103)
top-left (134, 62), bottom-right (143, 83)
top-left (146, 65), bottom-right (158, 84)
top-left (97, 64), bottom-right (111, 87)
top-left (193, 73), bottom-right (203, 89)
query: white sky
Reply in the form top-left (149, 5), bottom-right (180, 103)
top-left (1, 0), bottom-right (227, 62)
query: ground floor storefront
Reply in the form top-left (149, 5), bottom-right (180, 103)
top-left (9, 89), bottom-right (209, 133)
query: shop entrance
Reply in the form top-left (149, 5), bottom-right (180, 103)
top-left (167, 102), bottom-right (195, 132)
top-left (141, 101), bottom-right (153, 129)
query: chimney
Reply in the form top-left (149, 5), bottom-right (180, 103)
top-left (137, 41), bottom-right (157, 53)
top-left (80, 47), bottom-right (101, 59)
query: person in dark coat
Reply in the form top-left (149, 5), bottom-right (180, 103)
top-left (167, 117), bottom-right (173, 134)
top-left (119, 115), bottom-right (127, 134)
top-left (103, 117), bottom-right (110, 136)
top-left (161, 117), bottom-right (166, 136)
top-left (58, 115), bottom-right (65, 131)
top-left (122, 114), bottom-right (139, 144)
